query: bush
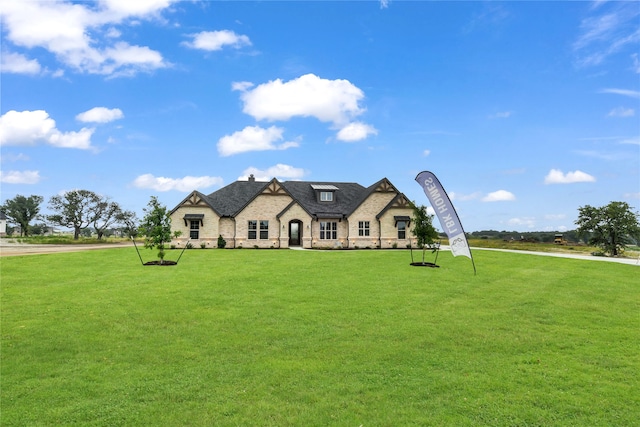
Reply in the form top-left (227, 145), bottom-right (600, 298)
top-left (217, 235), bottom-right (227, 249)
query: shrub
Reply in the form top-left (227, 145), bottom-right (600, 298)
top-left (217, 235), bottom-right (227, 249)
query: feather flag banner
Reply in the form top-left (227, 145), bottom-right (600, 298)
top-left (415, 171), bottom-right (476, 273)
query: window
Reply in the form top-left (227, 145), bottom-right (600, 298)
top-left (397, 221), bottom-right (406, 239)
top-left (248, 220), bottom-right (257, 239)
top-left (320, 191), bottom-right (333, 202)
top-left (358, 221), bottom-right (370, 236)
top-left (320, 221), bottom-right (337, 239)
top-left (260, 220), bottom-right (269, 239)
top-left (190, 220), bottom-right (200, 239)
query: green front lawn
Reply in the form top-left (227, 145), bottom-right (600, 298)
top-left (1, 248), bottom-right (638, 426)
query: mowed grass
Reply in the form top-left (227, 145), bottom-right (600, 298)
top-left (1, 248), bottom-right (638, 426)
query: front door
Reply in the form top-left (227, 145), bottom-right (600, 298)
top-left (289, 221), bottom-right (301, 246)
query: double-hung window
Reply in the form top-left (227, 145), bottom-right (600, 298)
top-left (358, 221), bottom-right (370, 236)
top-left (397, 221), bottom-right (406, 239)
top-left (248, 220), bottom-right (257, 239)
top-left (260, 220), bottom-right (269, 239)
top-left (320, 191), bottom-right (333, 202)
top-left (320, 221), bottom-right (337, 239)
top-left (190, 220), bottom-right (200, 239)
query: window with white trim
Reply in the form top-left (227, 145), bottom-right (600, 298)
top-left (190, 220), bottom-right (200, 239)
top-left (358, 221), bottom-right (370, 236)
top-left (320, 221), bottom-right (337, 239)
top-left (260, 220), bottom-right (269, 239)
top-left (320, 191), bottom-right (333, 202)
top-left (248, 220), bottom-right (257, 239)
top-left (397, 221), bottom-right (406, 239)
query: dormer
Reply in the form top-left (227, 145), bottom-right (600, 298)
top-left (311, 184), bottom-right (339, 203)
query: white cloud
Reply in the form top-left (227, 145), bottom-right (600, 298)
top-left (183, 30), bottom-right (252, 51)
top-left (449, 192), bottom-right (481, 201)
top-left (600, 88), bottom-right (640, 99)
top-left (132, 174), bottom-right (223, 192)
top-left (0, 0), bottom-right (172, 77)
top-left (217, 125), bottom-right (299, 157)
top-left (508, 217), bottom-right (536, 229)
top-left (620, 136), bottom-right (640, 145)
top-left (624, 192), bottom-right (640, 199)
top-left (336, 122), bottom-right (378, 142)
top-left (482, 190), bottom-right (516, 202)
top-left (423, 149), bottom-right (431, 157)
top-left (607, 107), bottom-right (635, 117)
top-left (488, 111), bottom-right (513, 119)
top-left (239, 164), bottom-right (306, 182)
top-left (0, 110), bottom-right (94, 149)
top-left (544, 214), bottom-right (567, 221)
top-left (76, 107), bottom-right (124, 123)
top-left (0, 170), bottom-right (41, 184)
top-left (544, 169), bottom-right (596, 184)
top-left (235, 73), bottom-right (366, 126)
top-left (0, 51), bottom-right (42, 74)
top-left (573, 2), bottom-right (640, 68)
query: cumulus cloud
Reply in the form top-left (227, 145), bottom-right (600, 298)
top-left (336, 122), bottom-right (378, 142)
top-left (239, 164), bottom-right (306, 182)
top-left (544, 169), bottom-right (596, 184)
top-left (423, 149), bottom-right (431, 157)
top-left (607, 107), bottom-right (635, 117)
top-left (76, 107), bottom-right (124, 123)
top-left (508, 217), bottom-right (536, 228)
top-left (0, 170), bottom-right (41, 184)
top-left (0, 110), bottom-right (94, 149)
top-left (0, 0), bottom-right (173, 77)
top-left (235, 73), bottom-right (367, 124)
top-left (217, 125), bottom-right (299, 157)
top-left (482, 190), bottom-right (516, 202)
top-left (0, 51), bottom-right (41, 74)
top-left (132, 174), bottom-right (223, 192)
top-left (183, 30), bottom-right (252, 51)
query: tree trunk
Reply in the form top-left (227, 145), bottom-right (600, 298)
top-left (74, 227), bottom-right (80, 240)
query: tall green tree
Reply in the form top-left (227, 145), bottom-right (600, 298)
top-left (48, 190), bottom-right (101, 239)
top-left (575, 201), bottom-right (640, 256)
top-left (410, 202), bottom-right (439, 263)
top-left (90, 198), bottom-right (137, 240)
top-left (138, 196), bottom-right (172, 263)
top-left (1, 195), bottom-right (43, 236)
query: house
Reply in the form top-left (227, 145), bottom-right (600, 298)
top-left (169, 175), bottom-right (415, 249)
top-left (0, 211), bottom-right (6, 237)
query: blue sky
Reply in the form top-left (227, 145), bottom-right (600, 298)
top-left (1, 0), bottom-right (638, 232)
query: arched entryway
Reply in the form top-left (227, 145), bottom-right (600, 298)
top-left (288, 220), bottom-right (303, 247)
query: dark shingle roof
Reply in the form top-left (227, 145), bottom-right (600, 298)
top-left (280, 181), bottom-right (365, 219)
top-left (205, 180), bottom-right (270, 216)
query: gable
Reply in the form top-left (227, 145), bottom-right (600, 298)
top-left (170, 191), bottom-right (219, 216)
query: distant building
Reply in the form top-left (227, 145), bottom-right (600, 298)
top-left (169, 176), bottom-right (415, 249)
top-left (0, 211), bottom-right (6, 237)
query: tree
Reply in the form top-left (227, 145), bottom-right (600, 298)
top-left (91, 198), bottom-right (137, 240)
top-left (575, 201), bottom-right (640, 256)
top-left (1, 195), bottom-right (43, 236)
top-left (410, 202), bottom-right (440, 263)
top-left (138, 196), bottom-right (172, 263)
top-left (48, 190), bottom-right (101, 239)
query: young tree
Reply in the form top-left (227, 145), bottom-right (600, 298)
top-left (138, 196), bottom-right (172, 263)
top-left (48, 190), bottom-right (101, 239)
top-left (575, 201), bottom-right (640, 256)
top-left (410, 202), bottom-right (440, 263)
top-left (1, 195), bottom-right (43, 236)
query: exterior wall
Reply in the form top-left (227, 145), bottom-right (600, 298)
top-left (347, 192), bottom-right (397, 248)
top-left (170, 206), bottom-right (219, 247)
top-left (278, 203), bottom-right (313, 248)
top-left (233, 194), bottom-right (293, 248)
top-left (0, 218), bottom-right (6, 237)
top-left (378, 207), bottom-right (416, 249)
top-left (219, 218), bottom-right (236, 248)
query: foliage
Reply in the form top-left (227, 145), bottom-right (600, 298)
top-left (575, 201), bottom-right (640, 256)
top-left (1, 249), bottom-right (638, 425)
top-left (47, 190), bottom-right (102, 240)
top-left (217, 234), bottom-right (227, 249)
top-left (1, 194), bottom-right (43, 237)
top-left (410, 202), bottom-right (439, 262)
top-left (91, 198), bottom-right (137, 240)
top-left (138, 196), bottom-right (172, 262)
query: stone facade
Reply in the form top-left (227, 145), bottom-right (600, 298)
top-left (169, 177), bottom-right (416, 249)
